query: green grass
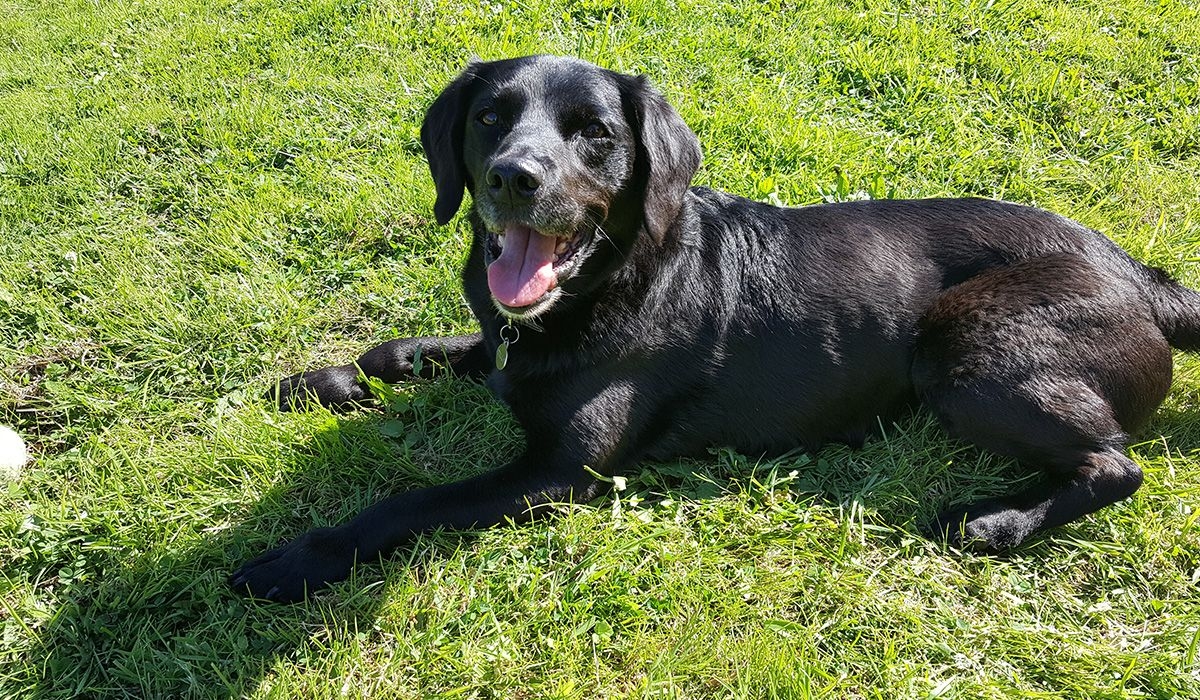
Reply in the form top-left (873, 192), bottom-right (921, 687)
top-left (3, 0), bottom-right (1200, 697)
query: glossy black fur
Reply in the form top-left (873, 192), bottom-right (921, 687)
top-left (231, 56), bottom-right (1200, 602)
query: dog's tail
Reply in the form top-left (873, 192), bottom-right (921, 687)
top-left (1142, 265), bottom-right (1200, 352)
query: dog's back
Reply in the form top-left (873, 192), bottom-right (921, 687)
top-left (629, 192), bottom-right (1200, 455)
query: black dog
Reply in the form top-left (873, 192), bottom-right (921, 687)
top-left (231, 56), bottom-right (1200, 602)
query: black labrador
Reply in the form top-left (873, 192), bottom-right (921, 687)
top-left (231, 55), bottom-right (1200, 602)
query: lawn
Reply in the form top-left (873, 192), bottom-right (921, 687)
top-left (2, 0), bottom-right (1200, 697)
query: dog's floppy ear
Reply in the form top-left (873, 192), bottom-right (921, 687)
top-left (421, 64), bottom-right (480, 225)
top-left (620, 74), bottom-right (702, 244)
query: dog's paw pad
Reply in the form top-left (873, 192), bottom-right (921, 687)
top-left (230, 527), bottom-right (356, 603)
top-left (926, 506), bottom-right (1029, 552)
top-left (269, 366), bottom-right (369, 413)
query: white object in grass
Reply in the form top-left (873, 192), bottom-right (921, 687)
top-left (0, 425), bottom-right (27, 480)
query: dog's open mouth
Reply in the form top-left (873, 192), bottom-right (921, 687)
top-left (485, 223), bottom-right (587, 310)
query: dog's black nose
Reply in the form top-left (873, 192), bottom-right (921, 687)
top-left (486, 161), bottom-right (542, 202)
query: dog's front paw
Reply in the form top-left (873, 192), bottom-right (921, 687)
top-left (269, 365), bottom-right (368, 411)
top-left (925, 503), bottom-right (1031, 552)
top-left (229, 527), bottom-right (358, 603)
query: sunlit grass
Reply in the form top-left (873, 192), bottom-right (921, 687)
top-left (2, 0), bottom-right (1199, 697)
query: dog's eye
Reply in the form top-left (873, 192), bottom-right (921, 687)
top-left (477, 109), bottom-right (499, 126)
top-left (581, 122), bottom-right (608, 139)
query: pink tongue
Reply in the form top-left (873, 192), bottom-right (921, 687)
top-left (487, 224), bottom-right (559, 308)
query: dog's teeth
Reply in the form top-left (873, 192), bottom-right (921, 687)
top-left (496, 233), bottom-right (505, 249)
top-left (556, 239), bottom-right (568, 255)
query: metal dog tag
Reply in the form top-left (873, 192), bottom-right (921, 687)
top-left (495, 341), bottom-right (509, 370)
top-left (496, 321), bottom-right (519, 370)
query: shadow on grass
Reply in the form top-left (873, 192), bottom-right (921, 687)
top-left (20, 398), bottom-right (498, 699)
top-left (22, 380), bottom-right (1200, 698)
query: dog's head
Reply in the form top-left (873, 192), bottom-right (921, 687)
top-left (421, 55), bottom-right (701, 320)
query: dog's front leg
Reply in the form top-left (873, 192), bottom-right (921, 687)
top-left (229, 454), bottom-right (605, 602)
top-left (271, 333), bottom-right (488, 410)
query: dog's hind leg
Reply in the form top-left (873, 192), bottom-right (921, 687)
top-left (911, 254), bottom-right (1174, 550)
top-left (921, 402), bottom-right (1145, 550)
